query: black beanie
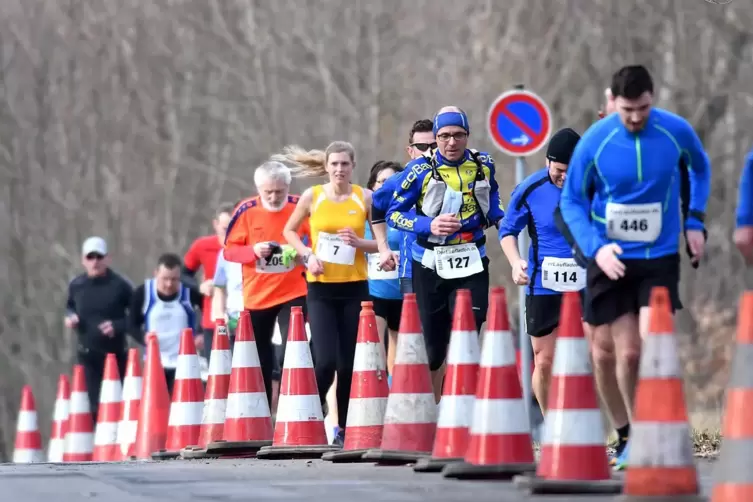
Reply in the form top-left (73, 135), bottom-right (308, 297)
top-left (546, 128), bottom-right (581, 164)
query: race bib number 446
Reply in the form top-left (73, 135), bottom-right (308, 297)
top-left (315, 232), bottom-right (356, 265)
top-left (434, 243), bottom-right (483, 280)
top-left (606, 202), bottom-right (662, 242)
top-left (541, 257), bottom-right (585, 292)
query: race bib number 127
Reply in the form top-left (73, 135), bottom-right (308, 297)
top-left (434, 243), bottom-right (483, 280)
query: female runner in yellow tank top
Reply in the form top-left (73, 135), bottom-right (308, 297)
top-left (280, 141), bottom-right (391, 447)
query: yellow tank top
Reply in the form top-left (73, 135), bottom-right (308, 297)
top-left (307, 184), bottom-right (368, 283)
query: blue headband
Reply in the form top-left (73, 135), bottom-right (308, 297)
top-left (433, 111), bottom-right (469, 135)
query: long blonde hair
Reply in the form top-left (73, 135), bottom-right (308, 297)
top-left (271, 141), bottom-right (356, 178)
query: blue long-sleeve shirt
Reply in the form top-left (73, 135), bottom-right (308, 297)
top-left (559, 109), bottom-right (710, 260)
top-left (736, 149), bottom-right (753, 228)
top-left (386, 149), bottom-right (505, 262)
top-left (372, 170), bottom-right (417, 279)
top-left (499, 168), bottom-right (583, 295)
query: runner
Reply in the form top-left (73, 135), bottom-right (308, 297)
top-left (210, 246), bottom-right (243, 346)
top-left (279, 141), bottom-right (389, 446)
top-left (499, 127), bottom-right (583, 417)
top-left (223, 161), bottom-right (309, 415)
top-left (734, 148), bottom-right (753, 264)
top-left (558, 65), bottom-right (711, 470)
top-left (364, 161), bottom-right (404, 377)
top-left (183, 204), bottom-right (235, 358)
top-left (385, 106), bottom-right (505, 399)
top-left (129, 253), bottom-right (202, 396)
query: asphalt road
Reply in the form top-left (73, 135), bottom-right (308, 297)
top-left (0, 458), bottom-right (716, 502)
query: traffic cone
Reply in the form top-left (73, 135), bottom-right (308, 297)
top-left (257, 306), bottom-right (339, 459)
top-left (443, 287), bottom-right (535, 479)
top-left (322, 301), bottom-right (389, 462)
top-left (47, 374), bottom-right (70, 462)
top-left (201, 312), bottom-right (273, 457)
top-left (12, 385), bottom-right (43, 463)
top-left (620, 286), bottom-right (702, 501)
top-left (415, 289), bottom-right (480, 473)
top-left (712, 291), bottom-right (753, 502)
top-left (153, 328), bottom-right (204, 459)
top-left (363, 293), bottom-right (437, 464)
top-left (116, 348), bottom-right (142, 460)
top-left (63, 364), bottom-right (94, 462)
top-left (92, 354), bottom-right (123, 461)
top-left (514, 291), bottom-right (622, 495)
top-left (182, 319), bottom-right (232, 459)
top-left (133, 333), bottom-right (170, 459)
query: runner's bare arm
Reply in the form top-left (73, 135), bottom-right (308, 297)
top-left (211, 286), bottom-right (227, 322)
top-left (283, 188), bottom-right (314, 257)
top-left (359, 189), bottom-right (382, 253)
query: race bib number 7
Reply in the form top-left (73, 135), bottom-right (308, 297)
top-left (606, 202), bottom-right (662, 243)
top-left (315, 232), bottom-right (356, 265)
top-left (541, 257), bottom-right (585, 292)
top-left (434, 243), bottom-right (483, 280)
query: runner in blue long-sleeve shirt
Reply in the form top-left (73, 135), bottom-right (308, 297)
top-left (734, 150), bottom-right (753, 264)
top-left (558, 65), bottom-right (711, 470)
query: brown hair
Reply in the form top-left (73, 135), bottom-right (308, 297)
top-left (271, 141), bottom-right (356, 178)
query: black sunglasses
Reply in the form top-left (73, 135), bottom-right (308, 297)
top-left (86, 253), bottom-right (105, 261)
top-left (411, 142), bottom-right (437, 152)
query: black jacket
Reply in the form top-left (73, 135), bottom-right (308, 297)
top-left (65, 269), bottom-right (133, 356)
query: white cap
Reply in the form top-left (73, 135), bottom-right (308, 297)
top-left (82, 236), bottom-right (107, 256)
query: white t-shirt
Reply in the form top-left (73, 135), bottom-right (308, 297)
top-left (212, 249), bottom-right (244, 317)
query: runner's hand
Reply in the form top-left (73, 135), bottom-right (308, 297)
top-left (734, 227), bottom-right (753, 265)
top-left (337, 228), bottom-right (360, 247)
top-left (430, 214), bottom-right (462, 236)
top-left (254, 242), bottom-right (272, 259)
top-left (512, 259), bottom-right (529, 285)
top-left (98, 320), bottom-right (114, 337)
top-left (199, 279), bottom-right (214, 296)
top-left (378, 250), bottom-right (397, 271)
top-left (595, 243), bottom-right (625, 280)
top-left (194, 334), bottom-right (205, 351)
top-left (64, 314), bottom-right (79, 329)
top-left (306, 254), bottom-right (325, 276)
top-left (686, 229), bottom-right (705, 265)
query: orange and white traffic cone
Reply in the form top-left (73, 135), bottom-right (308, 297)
top-left (203, 312), bottom-right (273, 457)
top-left (181, 319), bottom-right (233, 459)
top-left (712, 291), bottom-right (753, 502)
top-left (47, 374), bottom-right (70, 462)
top-left (257, 306), bottom-right (339, 459)
top-left (63, 364), bottom-right (94, 462)
top-left (92, 354), bottom-right (123, 461)
top-left (515, 291), bottom-right (621, 495)
top-left (620, 286), bottom-right (702, 501)
top-left (415, 289), bottom-right (480, 473)
top-left (12, 385), bottom-right (43, 463)
top-left (116, 348), bottom-right (142, 460)
top-left (363, 293), bottom-right (437, 465)
top-left (154, 328), bottom-right (204, 459)
top-left (443, 286), bottom-right (535, 479)
top-left (133, 333), bottom-right (170, 459)
top-left (323, 301), bottom-right (389, 462)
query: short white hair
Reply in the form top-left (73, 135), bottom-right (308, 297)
top-left (254, 160), bottom-right (291, 187)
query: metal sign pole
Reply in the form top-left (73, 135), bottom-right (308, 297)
top-left (515, 156), bottom-right (532, 427)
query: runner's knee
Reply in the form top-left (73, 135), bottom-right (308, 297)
top-left (590, 326), bottom-right (616, 369)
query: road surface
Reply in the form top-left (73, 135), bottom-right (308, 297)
top-left (0, 458), bottom-right (716, 502)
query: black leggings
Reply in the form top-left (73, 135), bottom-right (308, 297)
top-left (308, 281), bottom-right (369, 429)
top-left (77, 348), bottom-right (127, 422)
top-left (249, 295), bottom-right (308, 408)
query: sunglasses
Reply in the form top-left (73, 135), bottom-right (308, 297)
top-left (411, 142), bottom-right (437, 152)
top-left (86, 253), bottom-right (105, 261)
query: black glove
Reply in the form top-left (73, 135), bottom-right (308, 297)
top-left (266, 241), bottom-right (283, 264)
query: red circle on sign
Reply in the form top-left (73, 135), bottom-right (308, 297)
top-left (487, 90), bottom-right (552, 157)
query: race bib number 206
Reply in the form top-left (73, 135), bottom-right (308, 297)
top-left (434, 243), bottom-right (483, 280)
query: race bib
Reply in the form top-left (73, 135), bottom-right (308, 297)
top-left (541, 257), bottom-right (586, 292)
top-left (368, 253), bottom-right (399, 280)
top-left (606, 202), bottom-right (662, 242)
top-left (256, 253), bottom-right (294, 274)
top-left (434, 243), bottom-right (483, 280)
top-left (315, 232), bottom-right (356, 265)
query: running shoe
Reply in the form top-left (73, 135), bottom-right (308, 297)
top-left (613, 440), bottom-right (629, 471)
top-left (332, 427), bottom-right (345, 447)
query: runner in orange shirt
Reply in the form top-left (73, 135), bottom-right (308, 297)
top-left (224, 160), bottom-right (310, 413)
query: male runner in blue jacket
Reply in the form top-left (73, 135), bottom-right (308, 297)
top-left (559, 65), bottom-right (711, 470)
